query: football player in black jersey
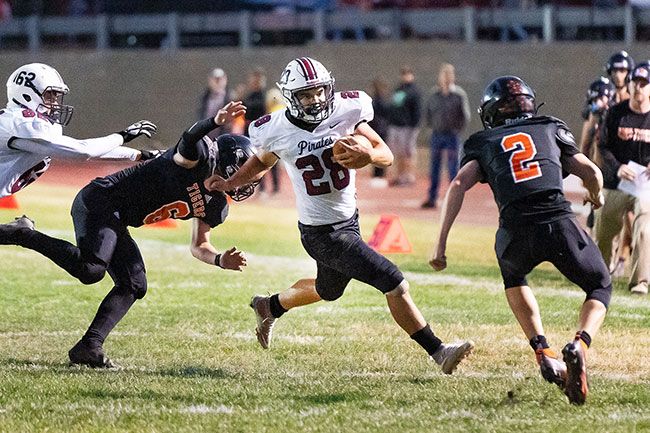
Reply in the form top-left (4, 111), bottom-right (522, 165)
top-left (605, 50), bottom-right (635, 104)
top-left (578, 77), bottom-right (616, 235)
top-left (0, 101), bottom-right (259, 368)
top-left (429, 76), bottom-right (612, 405)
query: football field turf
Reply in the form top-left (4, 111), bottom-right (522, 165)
top-left (1, 184), bottom-right (649, 433)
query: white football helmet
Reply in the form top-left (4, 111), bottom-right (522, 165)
top-left (6, 63), bottom-right (74, 125)
top-left (276, 57), bottom-right (335, 123)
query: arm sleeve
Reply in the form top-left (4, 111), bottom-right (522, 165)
top-left (10, 133), bottom-right (124, 160)
top-left (96, 146), bottom-right (141, 161)
top-left (177, 117), bottom-right (217, 161)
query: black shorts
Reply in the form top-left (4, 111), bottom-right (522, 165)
top-left (298, 211), bottom-right (404, 301)
top-left (495, 217), bottom-right (610, 291)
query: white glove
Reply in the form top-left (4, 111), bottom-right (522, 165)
top-left (119, 120), bottom-right (157, 143)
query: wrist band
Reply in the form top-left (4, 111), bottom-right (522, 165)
top-left (214, 253), bottom-right (223, 268)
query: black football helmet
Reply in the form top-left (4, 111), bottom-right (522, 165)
top-left (478, 76), bottom-right (537, 129)
top-left (586, 76), bottom-right (616, 103)
top-left (212, 134), bottom-right (259, 201)
top-left (630, 61), bottom-right (650, 82)
top-left (605, 50), bottom-right (635, 78)
top-left (583, 76), bottom-right (616, 117)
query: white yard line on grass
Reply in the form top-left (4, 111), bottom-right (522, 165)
top-left (7, 233), bottom-right (650, 311)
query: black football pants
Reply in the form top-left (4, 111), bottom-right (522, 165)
top-left (14, 184), bottom-right (147, 348)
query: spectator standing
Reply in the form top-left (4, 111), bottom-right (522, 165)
top-left (594, 63), bottom-right (650, 295)
top-left (421, 63), bottom-right (470, 209)
top-left (387, 66), bottom-right (421, 186)
top-left (244, 67), bottom-right (280, 195)
top-left (368, 77), bottom-right (391, 188)
top-left (198, 68), bottom-right (231, 138)
top-left (243, 67), bottom-right (267, 130)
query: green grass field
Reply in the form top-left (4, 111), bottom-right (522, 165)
top-left (1, 183), bottom-right (650, 433)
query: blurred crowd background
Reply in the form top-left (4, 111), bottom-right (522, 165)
top-left (1, 1), bottom-right (644, 17)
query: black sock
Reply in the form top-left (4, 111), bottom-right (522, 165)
top-left (269, 294), bottom-right (287, 318)
top-left (410, 324), bottom-right (443, 356)
top-left (576, 330), bottom-right (592, 348)
top-left (81, 287), bottom-right (137, 348)
top-left (529, 335), bottom-right (550, 351)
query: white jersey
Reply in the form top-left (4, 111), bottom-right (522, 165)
top-left (249, 90), bottom-right (373, 225)
top-left (0, 106), bottom-right (139, 197)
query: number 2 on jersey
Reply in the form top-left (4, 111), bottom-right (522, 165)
top-left (296, 148), bottom-right (350, 196)
top-left (500, 132), bottom-right (541, 183)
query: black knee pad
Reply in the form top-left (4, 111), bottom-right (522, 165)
top-left (77, 262), bottom-right (107, 285)
top-left (315, 281), bottom-right (345, 301)
top-left (131, 271), bottom-right (148, 299)
top-left (586, 283), bottom-right (612, 309)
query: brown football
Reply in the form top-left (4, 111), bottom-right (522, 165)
top-left (332, 135), bottom-right (372, 169)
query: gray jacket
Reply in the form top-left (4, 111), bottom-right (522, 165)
top-left (425, 84), bottom-right (470, 134)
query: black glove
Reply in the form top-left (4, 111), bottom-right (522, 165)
top-left (139, 149), bottom-right (163, 161)
top-left (118, 120), bottom-right (157, 143)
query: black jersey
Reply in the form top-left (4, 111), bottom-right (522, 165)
top-left (91, 124), bottom-right (228, 228)
top-left (599, 101), bottom-right (650, 189)
top-left (461, 116), bottom-right (580, 227)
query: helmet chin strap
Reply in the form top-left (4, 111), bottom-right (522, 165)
top-left (11, 98), bottom-right (28, 109)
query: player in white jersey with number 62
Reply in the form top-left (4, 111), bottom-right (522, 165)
top-left (0, 63), bottom-right (158, 200)
top-left (206, 57), bottom-right (474, 373)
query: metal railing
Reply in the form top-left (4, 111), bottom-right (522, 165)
top-left (1, 5), bottom-right (649, 51)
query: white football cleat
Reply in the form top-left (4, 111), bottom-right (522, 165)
top-left (250, 295), bottom-right (277, 349)
top-left (430, 340), bottom-right (475, 374)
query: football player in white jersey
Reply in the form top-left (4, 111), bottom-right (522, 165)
top-left (206, 57), bottom-right (474, 374)
top-left (0, 63), bottom-right (158, 198)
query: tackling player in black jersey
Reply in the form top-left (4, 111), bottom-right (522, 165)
top-left (0, 101), bottom-right (259, 368)
top-left (430, 76), bottom-right (612, 405)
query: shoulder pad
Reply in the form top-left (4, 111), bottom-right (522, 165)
top-left (13, 116), bottom-right (62, 141)
top-left (545, 115), bottom-right (569, 129)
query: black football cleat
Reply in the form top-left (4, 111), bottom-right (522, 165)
top-left (562, 340), bottom-right (588, 405)
top-left (68, 340), bottom-right (117, 369)
top-left (0, 215), bottom-right (35, 244)
top-left (535, 347), bottom-right (567, 389)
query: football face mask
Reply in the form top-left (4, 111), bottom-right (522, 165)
top-left (209, 134), bottom-right (259, 202)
